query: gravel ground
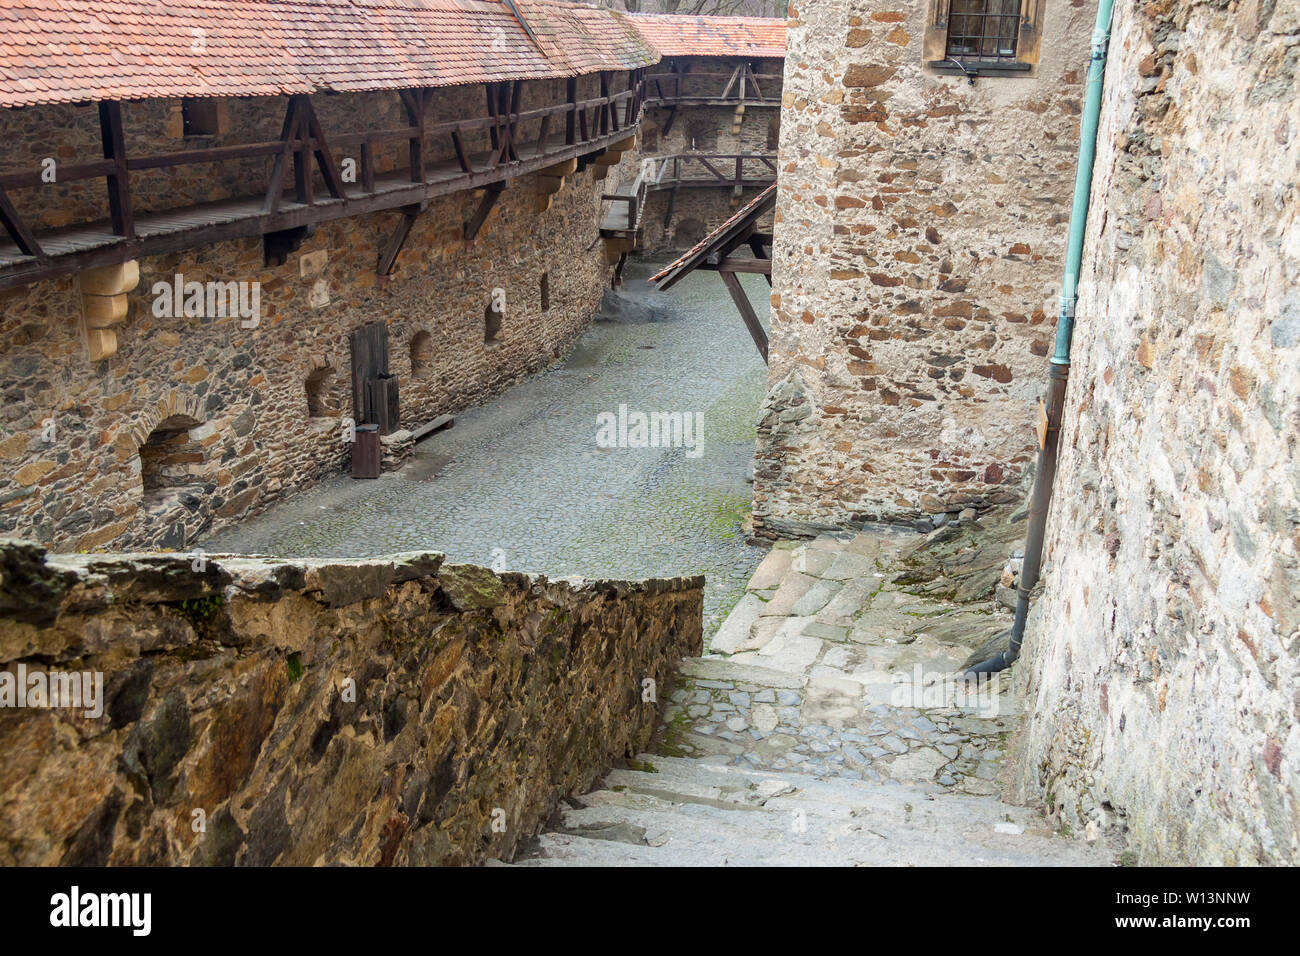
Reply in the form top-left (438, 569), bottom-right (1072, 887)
top-left (202, 255), bottom-right (770, 637)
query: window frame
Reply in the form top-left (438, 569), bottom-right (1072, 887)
top-left (923, 0), bottom-right (1044, 79)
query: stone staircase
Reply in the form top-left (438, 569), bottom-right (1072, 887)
top-left (515, 521), bottom-right (1113, 866)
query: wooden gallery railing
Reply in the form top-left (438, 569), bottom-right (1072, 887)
top-left (641, 152), bottom-right (777, 231)
top-left (0, 70), bottom-right (647, 290)
top-left (644, 67), bottom-right (782, 107)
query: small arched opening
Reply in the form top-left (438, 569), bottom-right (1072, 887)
top-left (410, 330), bottom-right (433, 374)
top-left (305, 366), bottom-right (337, 418)
top-left (140, 414), bottom-right (205, 508)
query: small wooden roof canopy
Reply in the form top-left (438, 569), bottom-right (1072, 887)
top-left (649, 183), bottom-right (775, 362)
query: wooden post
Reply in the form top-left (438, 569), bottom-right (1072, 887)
top-left (98, 102), bottom-right (134, 238)
top-left (565, 77), bottom-right (577, 145)
top-left (719, 269), bottom-right (769, 364)
top-left (263, 97), bottom-right (302, 214)
top-left (361, 140), bottom-right (376, 193)
top-left (402, 89), bottom-right (427, 184)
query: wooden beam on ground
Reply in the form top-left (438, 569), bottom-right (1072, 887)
top-left (719, 269), bottom-right (769, 364)
top-left (464, 182), bottom-right (505, 240)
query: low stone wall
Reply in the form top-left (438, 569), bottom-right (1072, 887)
top-left (0, 541), bottom-right (702, 865)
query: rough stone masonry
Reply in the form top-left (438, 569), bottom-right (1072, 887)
top-left (758, 0), bottom-right (1096, 537)
top-left (1013, 0), bottom-right (1300, 865)
top-left (0, 78), bottom-right (641, 554)
top-left (0, 540), bottom-right (702, 865)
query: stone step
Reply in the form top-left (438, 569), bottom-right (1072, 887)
top-left (516, 757), bottom-right (1110, 867)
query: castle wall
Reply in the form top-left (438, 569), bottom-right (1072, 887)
top-left (0, 81), bottom-right (636, 551)
top-left (1013, 0), bottom-right (1300, 864)
top-left (757, 0), bottom-right (1094, 536)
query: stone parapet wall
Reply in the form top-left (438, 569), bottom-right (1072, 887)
top-left (0, 540), bottom-right (703, 865)
top-left (757, 0), bottom-right (1094, 536)
top-left (1012, 0), bottom-right (1300, 864)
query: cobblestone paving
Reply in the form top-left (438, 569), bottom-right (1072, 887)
top-left (520, 516), bottom-right (1114, 865)
top-left (666, 530), bottom-right (1016, 795)
top-left (203, 257), bottom-right (770, 636)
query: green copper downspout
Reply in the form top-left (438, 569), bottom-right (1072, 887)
top-left (965, 0), bottom-right (1117, 678)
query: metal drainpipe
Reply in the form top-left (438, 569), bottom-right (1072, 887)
top-left (964, 0), bottom-right (1117, 678)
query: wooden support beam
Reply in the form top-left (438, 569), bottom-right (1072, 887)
top-left (661, 103), bottom-right (679, 137)
top-left (299, 96), bottom-right (347, 200)
top-left (507, 81), bottom-right (523, 162)
top-left (376, 204), bottom-right (422, 276)
top-left (361, 141), bottom-right (376, 192)
top-left (719, 269), bottom-right (769, 364)
top-left (451, 128), bottom-right (472, 174)
top-left (747, 236), bottom-right (772, 286)
top-left (714, 255), bottom-right (771, 276)
top-left (719, 64), bottom-right (743, 100)
top-left (540, 157), bottom-right (578, 177)
top-left (599, 73), bottom-right (610, 136)
top-left (401, 89), bottom-right (427, 183)
top-left (464, 182), bottom-right (505, 240)
top-left (263, 97), bottom-right (302, 214)
top-left (565, 77), bottom-right (577, 145)
top-left (0, 185), bottom-right (43, 258)
top-left (663, 184), bottom-right (678, 229)
top-left (98, 102), bottom-right (134, 238)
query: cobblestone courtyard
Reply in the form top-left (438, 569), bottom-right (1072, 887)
top-left (204, 256), bottom-right (770, 636)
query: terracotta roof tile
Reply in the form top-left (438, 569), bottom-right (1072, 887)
top-left (628, 13), bottom-right (785, 59)
top-left (0, 0), bottom-right (659, 108)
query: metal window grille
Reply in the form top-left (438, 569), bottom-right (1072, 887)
top-left (945, 0), bottom-right (1023, 62)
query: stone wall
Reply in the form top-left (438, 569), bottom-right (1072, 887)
top-left (0, 540), bottom-right (702, 865)
top-left (0, 79), bottom-right (637, 552)
top-left (756, 0), bottom-right (1095, 537)
top-left (1012, 0), bottom-right (1300, 864)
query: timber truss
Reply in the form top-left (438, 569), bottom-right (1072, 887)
top-left (0, 71), bottom-right (646, 290)
top-left (649, 183), bottom-right (776, 363)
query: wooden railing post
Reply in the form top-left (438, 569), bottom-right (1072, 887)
top-left (98, 102), bottom-right (134, 238)
top-left (565, 77), bottom-right (577, 145)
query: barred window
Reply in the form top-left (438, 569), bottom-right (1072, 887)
top-left (945, 0), bottom-right (1023, 62)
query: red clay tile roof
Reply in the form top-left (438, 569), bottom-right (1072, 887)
top-left (0, 0), bottom-right (659, 108)
top-left (650, 182), bottom-right (776, 288)
top-left (628, 13), bottom-right (785, 59)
